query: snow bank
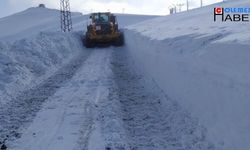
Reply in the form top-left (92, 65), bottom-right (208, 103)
top-left (0, 7), bottom-right (86, 41)
top-left (0, 7), bottom-right (156, 41)
top-left (125, 0), bottom-right (250, 149)
top-left (128, 0), bottom-right (250, 44)
top-left (0, 32), bottom-right (84, 105)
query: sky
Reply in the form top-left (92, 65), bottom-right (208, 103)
top-left (0, 0), bottom-right (222, 18)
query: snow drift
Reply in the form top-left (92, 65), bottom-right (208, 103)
top-left (125, 0), bottom-right (250, 149)
top-left (0, 7), bottom-right (85, 41)
top-left (0, 7), bottom-right (88, 106)
top-left (0, 6), bottom-right (156, 41)
top-left (0, 32), bottom-right (84, 106)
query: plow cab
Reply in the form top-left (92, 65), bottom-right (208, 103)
top-left (84, 12), bottom-right (124, 48)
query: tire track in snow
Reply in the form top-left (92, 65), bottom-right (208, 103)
top-left (0, 50), bottom-right (91, 143)
top-left (111, 48), bottom-right (215, 150)
top-left (86, 48), bottom-right (129, 150)
top-left (9, 48), bottom-right (123, 150)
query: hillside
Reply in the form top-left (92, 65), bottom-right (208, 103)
top-left (0, 7), bottom-right (157, 41)
top-left (125, 0), bottom-right (250, 149)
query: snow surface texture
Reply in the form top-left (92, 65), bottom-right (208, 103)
top-left (128, 0), bottom-right (250, 44)
top-left (0, 44), bottom-right (90, 142)
top-left (0, 7), bottom-right (84, 41)
top-left (0, 6), bottom-right (160, 150)
top-left (0, 7), bottom-right (155, 106)
top-left (111, 49), bottom-right (214, 150)
top-left (1, 1), bottom-right (249, 150)
top-left (0, 7), bottom-right (156, 41)
top-left (0, 32), bottom-right (84, 106)
top-left (8, 47), bottom-right (215, 150)
top-left (125, 0), bottom-right (250, 149)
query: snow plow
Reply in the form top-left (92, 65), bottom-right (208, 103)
top-left (83, 12), bottom-right (124, 48)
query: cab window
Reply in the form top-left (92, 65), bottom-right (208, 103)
top-left (94, 14), bottom-right (109, 23)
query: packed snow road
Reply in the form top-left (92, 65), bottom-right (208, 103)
top-left (1, 45), bottom-right (214, 150)
top-left (0, 48), bottom-right (91, 145)
top-left (9, 49), bottom-right (113, 150)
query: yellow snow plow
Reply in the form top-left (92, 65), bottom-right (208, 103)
top-left (83, 12), bottom-right (124, 48)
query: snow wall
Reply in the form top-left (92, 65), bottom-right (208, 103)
top-left (0, 32), bottom-right (84, 105)
top-left (125, 29), bottom-right (250, 150)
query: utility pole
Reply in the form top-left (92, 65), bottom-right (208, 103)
top-left (176, 3), bottom-right (184, 12)
top-left (186, 0), bottom-right (189, 11)
top-left (200, 0), bottom-right (203, 7)
top-left (60, 0), bottom-right (73, 32)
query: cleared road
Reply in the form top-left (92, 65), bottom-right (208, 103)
top-left (2, 46), bottom-right (213, 150)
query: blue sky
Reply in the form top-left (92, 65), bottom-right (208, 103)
top-left (0, 0), bottom-right (221, 18)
